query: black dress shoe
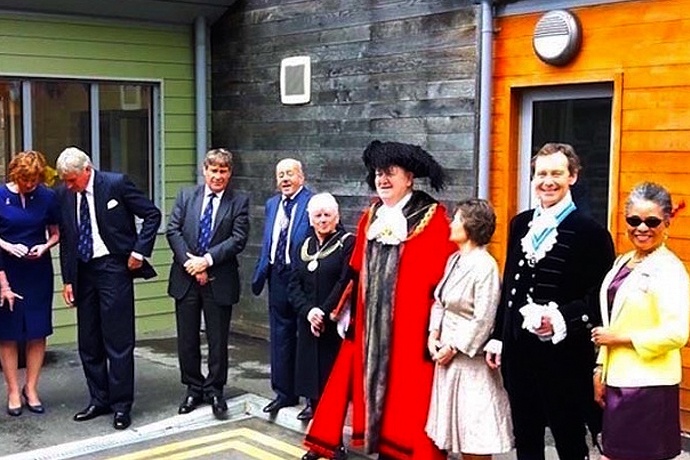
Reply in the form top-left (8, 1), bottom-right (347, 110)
top-left (300, 447), bottom-right (347, 460)
top-left (178, 395), bottom-right (203, 415)
top-left (113, 411), bottom-right (131, 430)
top-left (7, 405), bottom-right (22, 416)
top-left (262, 397), bottom-right (295, 413)
top-left (73, 405), bottom-right (111, 422)
top-left (296, 405), bottom-right (313, 421)
top-left (211, 395), bottom-right (228, 420)
top-left (332, 446), bottom-right (348, 460)
top-left (22, 387), bottom-right (44, 414)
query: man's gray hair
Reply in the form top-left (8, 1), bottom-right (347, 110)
top-left (276, 158), bottom-right (304, 176)
top-left (56, 147), bottom-right (92, 175)
top-left (204, 148), bottom-right (233, 168)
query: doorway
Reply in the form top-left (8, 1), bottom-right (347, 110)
top-left (518, 84), bottom-right (613, 228)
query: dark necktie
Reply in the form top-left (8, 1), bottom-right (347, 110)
top-left (197, 193), bottom-right (216, 254)
top-left (275, 198), bottom-right (296, 267)
top-left (77, 191), bottom-right (93, 262)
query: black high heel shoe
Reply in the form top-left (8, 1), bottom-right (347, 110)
top-left (21, 387), bottom-right (44, 414)
top-left (7, 404), bottom-right (22, 416)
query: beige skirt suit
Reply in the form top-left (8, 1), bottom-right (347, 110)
top-left (425, 248), bottom-right (513, 454)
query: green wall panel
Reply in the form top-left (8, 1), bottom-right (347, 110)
top-left (0, 13), bottom-right (197, 344)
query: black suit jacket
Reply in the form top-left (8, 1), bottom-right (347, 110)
top-left (58, 171), bottom-right (162, 290)
top-left (493, 209), bottom-right (615, 345)
top-left (166, 185), bottom-right (250, 306)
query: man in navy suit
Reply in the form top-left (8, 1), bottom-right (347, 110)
top-left (252, 158), bottom-right (313, 413)
top-left (56, 147), bottom-right (161, 430)
top-left (166, 148), bottom-right (249, 419)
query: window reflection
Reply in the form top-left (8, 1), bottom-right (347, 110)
top-left (0, 80), bottom-right (23, 178)
top-left (0, 79), bottom-right (155, 200)
top-left (32, 80), bottom-right (90, 168)
top-left (99, 84), bottom-right (153, 196)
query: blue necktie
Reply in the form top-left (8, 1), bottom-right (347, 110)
top-left (77, 191), bottom-right (93, 262)
top-left (275, 198), bottom-right (295, 267)
top-left (197, 193), bottom-right (216, 254)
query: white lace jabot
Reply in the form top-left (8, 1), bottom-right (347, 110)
top-left (366, 193), bottom-right (412, 245)
top-left (520, 192), bottom-right (576, 265)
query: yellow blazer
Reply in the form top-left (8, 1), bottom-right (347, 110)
top-left (597, 245), bottom-right (690, 387)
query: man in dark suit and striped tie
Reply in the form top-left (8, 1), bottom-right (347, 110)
top-left (56, 146), bottom-right (161, 430)
top-left (166, 148), bottom-right (250, 419)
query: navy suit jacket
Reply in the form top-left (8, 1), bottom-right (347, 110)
top-left (166, 185), bottom-right (250, 305)
top-left (58, 171), bottom-right (162, 291)
top-left (251, 187), bottom-right (313, 295)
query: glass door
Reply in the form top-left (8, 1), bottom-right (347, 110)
top-left (519, 84), bottom-right (613, 228)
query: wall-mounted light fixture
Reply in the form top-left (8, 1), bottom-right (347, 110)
top-left (280, 56), bottom-right (311, 105)
top-left (533, 10), bottom-right (582, 66)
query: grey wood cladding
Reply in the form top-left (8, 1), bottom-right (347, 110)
top-left (210, 0), bottom-right (479, 336)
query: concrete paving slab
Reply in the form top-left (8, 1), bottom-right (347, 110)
top-left (1, 332), bottom-right (688, 460)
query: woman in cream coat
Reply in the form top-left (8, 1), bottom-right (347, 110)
top-left (592, 182), bottom-right (689, 460)
top-left (426, 198), bottom-right (513, 459)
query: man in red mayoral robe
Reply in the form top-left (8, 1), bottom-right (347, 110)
top-left (303, 141), bottom-right (456, 460)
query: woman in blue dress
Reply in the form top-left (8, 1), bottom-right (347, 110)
top-left (0, 151), bottom-right (60, 416)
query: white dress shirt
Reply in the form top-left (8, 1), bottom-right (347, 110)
top-left (270, 187), bottom-right (303, 265)
top-left (77, 171), bottom-right (109, 260)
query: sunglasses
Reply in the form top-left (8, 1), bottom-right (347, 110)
top-left (625, 215), bottom-right (664, 228)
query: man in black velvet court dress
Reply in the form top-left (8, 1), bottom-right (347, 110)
top-left (485, 143), bottom-right (615, 460)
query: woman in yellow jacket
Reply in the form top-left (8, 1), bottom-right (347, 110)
top-left (592, 182), bottom-right (689, 460)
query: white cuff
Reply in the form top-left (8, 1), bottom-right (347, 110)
top-left (307, 308), bottom-right (324, 322)
top-left (544, 303), bottom-right (567, 344)
top-left (130, 251), bottom-right (143, 261)
top-left (204, 253), bottom-right (214, 266)
top-left (484, 339), bottom-right (502, 355)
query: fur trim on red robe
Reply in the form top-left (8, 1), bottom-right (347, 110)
top-left (304, 191), bottom-right (456, 460)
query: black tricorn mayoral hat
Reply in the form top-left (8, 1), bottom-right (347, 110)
top-left (362, 140), bottom-right (445, 191)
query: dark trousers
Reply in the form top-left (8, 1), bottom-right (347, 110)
top-left (507, 364), bottom-right (589, 460)
top-left (175, 284), bottom-right (232, 398)
top-left (76, 256), bottom-right (135, 413)
top-left (268, 266), bottom-right (298, 404)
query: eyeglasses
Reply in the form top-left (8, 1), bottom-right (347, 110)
top-left (625, 215), bottom-right (664, 228)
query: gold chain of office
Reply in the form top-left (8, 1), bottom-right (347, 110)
top-left (300, 233), bottom-right (352, 272)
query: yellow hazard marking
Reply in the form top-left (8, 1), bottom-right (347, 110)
top-left (107, 427), bottom-right (305, 460)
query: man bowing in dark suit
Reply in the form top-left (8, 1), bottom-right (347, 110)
top-left (56, 146), bottom-right (161, 430)
top-left (252, 158), bottom-right (313, 413)
top-left (166, 148), bottom-right (249, 419)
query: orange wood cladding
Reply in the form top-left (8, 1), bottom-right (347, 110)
top-left (491, 0), bottom-right (690, 430)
